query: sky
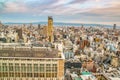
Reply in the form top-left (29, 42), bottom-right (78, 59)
top-left (0, 0), bottom-right (120, 26)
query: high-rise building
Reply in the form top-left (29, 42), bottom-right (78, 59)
top-left (30, 23), bottom-right (33, 29)
top-left (14, 32), bottom-right (19, 42)
top-left (47, 16), bottom-right (54, 42)
top-left (38, 24), bottom-right (41, 29)
top-left (113, 24), bottom-right (116, 29)
top-left (0, 44), bottom-right (65, 80)
top-left (16, 28), bottom-right (23, 40)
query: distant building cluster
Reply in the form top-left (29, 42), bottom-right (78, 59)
top-left (0, 17), bottom-right (120, 80)
top-left (0, 16), bottom-right (53, 44)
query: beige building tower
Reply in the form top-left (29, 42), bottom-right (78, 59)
top-left (47, 16), bottom-right (54, 42)
top-left (14, 32), bottom-right (19, 42)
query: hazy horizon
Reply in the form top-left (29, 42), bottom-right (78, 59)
top-left (0, 0), bottom-right (120, 26)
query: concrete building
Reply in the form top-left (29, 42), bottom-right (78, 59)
top-left (82, 60), bottom-right (96, 72)
top-left (0, 44), bottom-right (65, 80)
top-left (16, 28), bottom-right (23, 40)
top-left (111, 56), bottom-right (119, 67)
top-left (113, 24), bottom-right (116, 30)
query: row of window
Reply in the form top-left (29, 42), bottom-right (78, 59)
top-left (0, 73), bottom-right (57, 77)
top-left (0, 63), bottom-right (57, 72)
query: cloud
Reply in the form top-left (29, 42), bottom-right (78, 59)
top-left (85, 3), bottom-right (120, 18)
top-left (4, 1), bottom-right (28, 13)
top-left (0, 0), bottom-right (120, 26)
top-left (0, 1), bottom-right (28, 13)
top-left (0, 0), bottom-right (92, 14)
top-left (0, 2), bottom-right (6, 10)
top-left (69, 0), bottom-right (89, 4)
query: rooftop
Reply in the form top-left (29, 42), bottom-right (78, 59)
top-left (0, 47), bottom-right (60, 58)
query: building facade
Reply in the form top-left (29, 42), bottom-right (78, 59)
top-left (0, 45), bottom-right (65, 80)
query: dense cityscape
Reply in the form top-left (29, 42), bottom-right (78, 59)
top-left (0, 0), bottom-right (120, 80)
top-left (0, 16), bottom-right (120, 80)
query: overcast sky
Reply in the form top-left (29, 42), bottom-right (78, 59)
top-left (0, 0), bottom-right (120, 25)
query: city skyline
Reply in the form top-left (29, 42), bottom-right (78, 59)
top-left (0, 0), bottom-right (120, 26)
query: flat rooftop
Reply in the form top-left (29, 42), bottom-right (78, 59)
top-left (0, 47), bottom-right (60, 58)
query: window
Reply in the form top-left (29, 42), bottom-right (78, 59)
top-left (0, 73), bottom-right (2, 77)
top-left (52, 64), bottom-right (57, 67)
top-left (0, 64), bottom-right (1, 71)
top-left (51, 73), bottom-right (57, 77)
top-left (38, 73), bottom-right (44, 77)
top-left (39, 64), bottom-right (44, 72)
top-left (27, 73), bottom-right (32, 77)
top-left (15, 73), bottom-right (20, 77)
top-left (21, 64), bottom-right (26, 72)
top-left (9, 72), bottom-right (14, 77)
top-left (15, 63), bottom-right (20, 72)
top-left (2, 63), bottom-right (7, 72)
top-left (27, 64), bottom-right (32, 72)
top-left (46, 73), bottom-right (51, 77)
top-left (46, 64), bottom-right (51, 72)
top-left (9, 63), bottom-right (13, 71)
top-left (21, 73), bottom-right (26, 77)
top-left (3, 72), bottom-right (8, 77)
top-left (52, 64), bottom-right (57, 72)
top-left (34, 73), bottom-right (38, 77)
top-left (34, 64), bottom-right (38, 72)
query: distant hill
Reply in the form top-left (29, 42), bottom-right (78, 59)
top-left (3, 22), bottom-right (115, 28)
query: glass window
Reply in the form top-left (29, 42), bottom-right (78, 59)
top-left (46, 64), bottom-right (50, 67)
top-left (9, 72), bottom-right (14, 77)
top-left (52, 64), bottom-right (57, 72)
top-left (39, 64), bottom-right (44, 72)
top-left (34, 64), bottom-right (38, 72)
top-left (38, 73), bottom-right (44, 77)
top-left (0, 73), bottom-right (2, 77)
top-left (21, 64), bottom-right (26, 72)
top-left (3, 72), bottom-right (8, 77)
top-left (46, 64), bottom-right (51, 72)
top-left (15, 73), bottom-right (20, 77)
top-left (27, 64), bottom-right (32, 72)
top-left (51, 73), bottom-right (57, 77)
top-left (52, 64), bottom-right (57, 67)
top-left (15, 63), bottom-right (20, 72)
top-left (9, 63), bottom-right (13, 71)
top-left (21, 73), bottom-right (26, 77)
top-left (34, 73), bottom-right (38, 77)
top-left (54, 73), bottom-right (57, 77)
top-left (46, 73), bottom-right (51, 77)
top-left (27, 73), bottom-right (32, 77)
top-left (2, 63), bottom-right (7, 72)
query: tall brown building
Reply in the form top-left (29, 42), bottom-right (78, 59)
top-left (16, 28), bottom-right (23, 40)
top-left (38, 24), bottom-right (41, 29)
top-left (47, 16), bottom-right (54, 42)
